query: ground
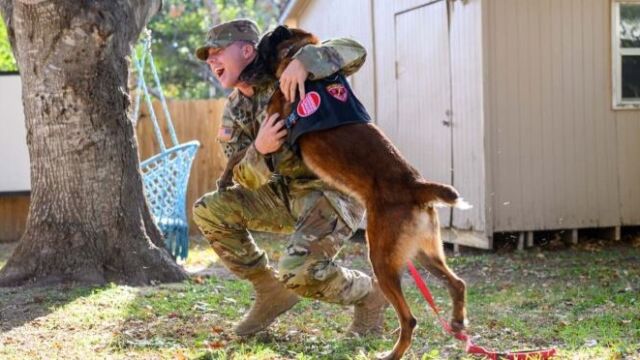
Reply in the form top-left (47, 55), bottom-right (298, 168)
top-left (0, 232), bottom-right (639, 360)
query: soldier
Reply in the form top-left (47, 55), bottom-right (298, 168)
top-left (192, 19), bottom-right (387, 337)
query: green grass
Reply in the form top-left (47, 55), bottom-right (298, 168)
top-left (1, 236), bottom-right (639, 359)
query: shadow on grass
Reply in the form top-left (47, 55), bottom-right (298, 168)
top-left (0, 281), bottom-right (113, 333)
top-left (0, 242), bottom-right (98, 333)
top-left (109, 234), bottom-right (397, 359)
top-left (105, 234), bottom-right (640, 359)
top-left (111, 275), bottom-right (399, 359)
top-left (2, 235), bottom-right (639, 359)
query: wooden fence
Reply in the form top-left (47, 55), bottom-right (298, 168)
top-left (0, 193), bottom-right (29, 243)
top-left (0, 99), bottom-right (227, 242)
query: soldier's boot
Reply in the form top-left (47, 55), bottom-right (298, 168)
top-left (233, 269), bottom-right (300, 336)
top-left (348, 281), bottom-right (388, 336)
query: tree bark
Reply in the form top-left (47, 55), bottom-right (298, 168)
top-left (0, 0), bottom-right (187, 286)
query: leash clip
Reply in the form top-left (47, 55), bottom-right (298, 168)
top-left (285, 111), bottom-right (298, 129)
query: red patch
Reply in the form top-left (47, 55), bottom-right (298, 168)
top-left (326, 83), bottom-right (348, 102)
top-left (297, 92), bottom-right (321, 117)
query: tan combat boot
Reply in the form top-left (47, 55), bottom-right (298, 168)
top-left (348, 281), bottom-right (388, 336)
top-left (233, 269), bottom-right (299, 336)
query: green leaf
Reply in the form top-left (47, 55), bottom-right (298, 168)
top-left (0, 19), bottom-right (18, 72)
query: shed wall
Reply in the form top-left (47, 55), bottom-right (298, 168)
top-left (449, 0), bottom-right (487, 231)
top-left (293, 0), bottom-right (376, 120)
top-left (485, 0), bottom-right (628, 232)
top-left (617, 111), bottom-right (640, 225)
top-left (374, 0), bottom-right (487, 232)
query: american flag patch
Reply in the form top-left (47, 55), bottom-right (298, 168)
top-left (217, 126), bottom-right (234, 141)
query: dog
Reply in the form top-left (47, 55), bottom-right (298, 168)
top-left (234, 26), bottom-right (470, 360)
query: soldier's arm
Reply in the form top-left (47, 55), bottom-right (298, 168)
top-left (216, 103), bottom-right (273, 191)
top-left (232, 143), bottom-right (273, 190)
top-left (293, 38), bottom-right (367, 80)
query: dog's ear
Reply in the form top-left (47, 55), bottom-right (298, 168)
top-left (259, 25), bottom-right (293, 56)
top-left (271, 25), bottom-right (293, 43)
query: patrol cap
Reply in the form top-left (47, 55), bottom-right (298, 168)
top-left (195, 19), bottom-right (260, 61)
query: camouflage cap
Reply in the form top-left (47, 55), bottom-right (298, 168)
top-left (195, 19), bottom-right (261, 61)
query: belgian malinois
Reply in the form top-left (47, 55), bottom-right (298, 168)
top-left (235, 26), bottom-right (470, 360)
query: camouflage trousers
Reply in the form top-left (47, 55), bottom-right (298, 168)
top-left (192, 182), bottom-right (373, 305)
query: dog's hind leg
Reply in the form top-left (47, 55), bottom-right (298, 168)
top-left (415, 208), bottom-right (467, 332)
top-left (416, 251), bottom-right (467, 332)
top-left (367, 209), bottom-right (423, 360)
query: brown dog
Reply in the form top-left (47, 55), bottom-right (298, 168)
top-left (238, 26), bottom-right (469, 360)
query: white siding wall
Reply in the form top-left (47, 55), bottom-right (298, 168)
top-left (617, 112), bottom-right (640, 225)
top-left (374, 0), bottom-right (487, 232)
top-left (0, 75), bottom-right (30, 192)
top-left (372, 0), bottom-right (398, 140)
top-left (284, 0), bottom-right (640, 239)
top-left (294, 0), bottom-right (376, 119)
top-left (450, 0), bottom-right (486, 231)
top-left (485, 0), bottom-right (627, 232)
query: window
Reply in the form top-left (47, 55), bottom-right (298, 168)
top-left (613, 1), bottom-right (640, 109)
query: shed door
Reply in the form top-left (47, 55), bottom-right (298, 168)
top-left (395, 0), bottom-right (453, 225)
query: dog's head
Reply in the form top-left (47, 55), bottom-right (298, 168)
top-left (239, 25), bottom-right (319, 87)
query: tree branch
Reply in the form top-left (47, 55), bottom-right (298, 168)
top-left (0, 0), bottom-right (11, 18)
top-left (130, 0), bottom-right (162, 37)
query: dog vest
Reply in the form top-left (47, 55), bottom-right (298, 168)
top-left (284, 73), bottom-right (371, 148)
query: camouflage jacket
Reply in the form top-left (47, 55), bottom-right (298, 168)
top-left (216, 38), bottom-right (367, 230)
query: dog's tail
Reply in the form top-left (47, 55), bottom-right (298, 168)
top-left (418, 181), bottom-right (472, 210)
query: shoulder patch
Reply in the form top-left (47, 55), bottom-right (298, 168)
top-left (326, 83), bottom-right (348, 102)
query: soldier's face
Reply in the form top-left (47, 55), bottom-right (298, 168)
top-left (207, 42), bottom-right (255, 89)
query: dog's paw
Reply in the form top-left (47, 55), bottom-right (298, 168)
top-left (376, 351), bottom-right (397, 360)
top-left (450, 318), bottom-right (468, 333)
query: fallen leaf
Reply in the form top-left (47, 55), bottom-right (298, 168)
top-left (207, 340), bottom-right (225, 350)
top-left (212, 326), bottom-right (224, 334)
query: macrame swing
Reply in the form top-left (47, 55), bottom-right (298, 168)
top-left (131, 31), bottom-right (200, 260)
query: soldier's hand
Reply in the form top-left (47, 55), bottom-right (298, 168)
top-left (255, 112), bottom-right (286, 155)
top-left (280, 58), bottom-right (308, 103)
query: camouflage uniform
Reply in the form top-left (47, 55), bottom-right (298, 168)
top-left (193, 32), bottom-right (372, 305)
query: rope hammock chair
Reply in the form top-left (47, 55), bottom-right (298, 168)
top-left (131, 31), bottom-right (200, 260)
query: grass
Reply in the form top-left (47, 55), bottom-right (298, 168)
top-left (1, 235), bottom-right (639, 359)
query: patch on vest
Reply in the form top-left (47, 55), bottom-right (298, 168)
top-left (285, 73), bottom-right (371, 150)
top-left (326, 83), bottom-right (348, 102)
top-left (296, 91), bottom-right (321, 117)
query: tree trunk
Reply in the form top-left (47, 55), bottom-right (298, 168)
top-left (0, 0), bottom-right (187, 286)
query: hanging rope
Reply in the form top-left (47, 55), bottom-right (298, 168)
top-left (131, 29), bottom-right (200, 260)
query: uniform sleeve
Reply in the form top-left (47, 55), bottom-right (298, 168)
top-left (233, 143), bottom-right (273, 190)
top-left (216, 102), bottom-right (273, 191)
top-left (293, 38), bottom-right (367, 80)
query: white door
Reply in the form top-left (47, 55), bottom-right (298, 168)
top-left (395, 0), bottom-right (453, 225)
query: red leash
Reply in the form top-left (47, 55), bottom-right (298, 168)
top-left (407, 261), bottom-right (557, 360)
